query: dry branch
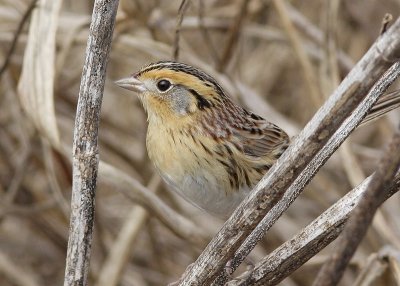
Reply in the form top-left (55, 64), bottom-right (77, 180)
top-left (232, 173), bottom-right (400, 285)
top-left (173, 0), bottom-right (190, 61)
top-left (64, 1), bottom-right (119, 286)
top-left (217, 0), bottom-right (250, 72)
top-left (273, 0), bottom-right (322, 108)
top-left (213, 58), bottom-right (400, 286)
top-left (177, 18), bottom-right (400, 285)
top-left (313, 125), bottom-right (400, 285)
top-left (0, 0), bottom-right (37, 78)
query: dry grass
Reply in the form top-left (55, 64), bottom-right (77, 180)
top-left (0, 0), bottom-right (400, 285)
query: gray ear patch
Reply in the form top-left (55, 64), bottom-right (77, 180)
top-left (169, 87), bottom-right (193, 116)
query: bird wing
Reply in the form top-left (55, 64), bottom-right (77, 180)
top-left (232, 116), bottom-right (290, 159)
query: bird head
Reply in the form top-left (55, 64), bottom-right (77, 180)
top-left (115, 61), bottom-right (226, 124)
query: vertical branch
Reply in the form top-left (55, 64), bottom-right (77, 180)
top-left (0, 0), bottom-right (38, 78)
top-left (198, 0), bottom-right (220, 66)
top-left (217, 0), bottom-right (250, 72)
top-left (173, 0), bottom-right (190, 61)
top-left (273, 0), bottom-right (322, 108)
top-left (320, 0), bottom-right (366, 187)
top-left (63, 1), bottom-right (119, 286)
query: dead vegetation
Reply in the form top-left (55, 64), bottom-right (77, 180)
top-left (0, 1), bottom-right (400, 285)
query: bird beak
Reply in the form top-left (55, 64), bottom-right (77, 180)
top-left (114, 76), bottom-right (146, 93)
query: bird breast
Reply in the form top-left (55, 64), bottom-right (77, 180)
top-left (146, 122), bottom-right (246, 218)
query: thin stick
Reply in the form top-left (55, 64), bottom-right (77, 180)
top-left (273, 0), bottom-right (322, 108)
top-left (173, 0), bottom-right (190, 61)
top-left (198, 0), bottom-right (220, 66)
top-left (0, 0), bottom-right (38, 79)
top-left (217, 0), bottom-right (250, 72)
top-left (63, 1), bottom-right (119, 285)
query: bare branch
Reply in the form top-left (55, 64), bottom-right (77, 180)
top-left (177, 18), bottom-right (400, 286)
top-left (217, 0), bottom-right (250, 72)
top-left (198, 0), bottom-right (220, 66)
top-left (213, 59), bottom-right (400, 286)
top-left (0, 0), bottom-right (38, 78)
top-left (286, 2), bottom-right (354, 72)
top-left (273, 0), bottom-right (322, 108)
top-left (230, 173), bottom-right (400, 285)
top-left (173, 0), bottom-right (190, 61)
top-left (313, 123), bottom-right (400, 285)
top-left (64, 1), bottom-right (119, 285)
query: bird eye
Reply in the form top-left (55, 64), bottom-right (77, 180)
top-left (156, 79), bottom-right (172, 92)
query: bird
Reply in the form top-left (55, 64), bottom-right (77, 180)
top-left (115, 61), bottom-right (400, 218)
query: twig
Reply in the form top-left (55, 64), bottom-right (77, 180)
top-left (3, 143), bottom-right (31, 203)
top-left (286, 2), bottom-right (354, 72)
top-left (177, 18), bottom-right (400, 285)
top-left (312, 118), bottom-right (400, 285)
top-left (0, 0), bottom-right (38, 79)
top-left (231, 174), bottom-right (400, 285)
top-left (217, 0), bottom-right (250, 72)
top-left (321, 0), bottom-right (365, 187)
top-left (173, 0), bottom-right (190, 61)
top-left (198, 0), bottom-right (220, 66)
top-left (273, 0), bottom-right (322, 108)
top-left (63, 1), bottom-right (119, 286)
top-left (380, 13), bottom-right (393, 35)
top-left (212, 60), bottom-right (400, 286)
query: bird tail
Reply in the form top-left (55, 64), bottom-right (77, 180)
top-left (361, 89), bottom-right (400, 125)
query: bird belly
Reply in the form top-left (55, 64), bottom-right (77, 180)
top-left (159, 169), bottom-right (247, 218)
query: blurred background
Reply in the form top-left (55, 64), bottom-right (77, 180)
top-left (1, 0), bottom-right (400, 285)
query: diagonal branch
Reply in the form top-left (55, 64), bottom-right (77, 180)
top-left (177, 17), bottom-right (400, 286)
top-left (212, 60), bottom-right (400, 285)
top-left (232, 172), bottom-right (400, 286)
